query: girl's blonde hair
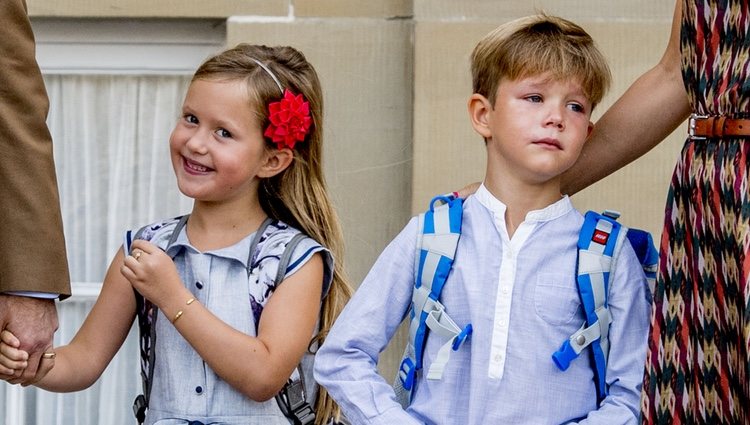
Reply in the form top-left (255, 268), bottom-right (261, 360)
top-left (193, 44), bottom-right (352, 424)
top-left (472, 14), bottom-right (611, 110)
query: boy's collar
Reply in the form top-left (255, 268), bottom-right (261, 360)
top-left (474, 183), bottom-right (572, 222)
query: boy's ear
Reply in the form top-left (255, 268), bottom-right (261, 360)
top-left (587, 121), bottom-right (594, 138)
top-left (468, 94), bottom-right (493, 139)
top-left (258, 147), bottom-right (294, 178)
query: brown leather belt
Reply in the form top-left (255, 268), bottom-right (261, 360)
top-left (689, 114), bottom-right (750, 139)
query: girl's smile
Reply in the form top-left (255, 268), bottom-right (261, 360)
top-left (182, 157), bottom-right (213, 174)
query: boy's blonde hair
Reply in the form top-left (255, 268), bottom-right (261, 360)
top-left (471, 14), bottom-right (611, 109)
top-left (193, 44), bottom-right (352, 424)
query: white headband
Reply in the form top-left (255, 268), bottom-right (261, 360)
top-left (251, 58), bottom-right (284, 95)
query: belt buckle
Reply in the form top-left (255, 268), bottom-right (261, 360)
top-left (688, 114), bottom-right (709, 140)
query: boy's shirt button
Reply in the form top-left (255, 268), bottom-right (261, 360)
top-left (196, 281), bottom-right (204, 289)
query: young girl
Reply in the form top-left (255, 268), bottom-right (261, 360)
top-left (0, 44), bottom-right (351, 425)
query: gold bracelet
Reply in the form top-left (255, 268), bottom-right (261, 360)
top-left (173, 298), bottom-right (196, 323)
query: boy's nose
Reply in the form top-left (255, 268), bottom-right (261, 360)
top-left (545, 107), bottom-right (565, 130)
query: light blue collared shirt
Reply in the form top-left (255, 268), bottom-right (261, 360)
top-left (3, 291), bottom-right (59, 298)
top-left (315, 185), bottom-right (650, 425)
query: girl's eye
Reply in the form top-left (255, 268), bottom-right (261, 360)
top-left (185, 114), bottom-right (198, 124)
top-left (217, 128), bottom-right (232, 138)
top-left (525, 95), bottom-right (543, 103)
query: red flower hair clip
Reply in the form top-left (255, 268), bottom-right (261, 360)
top-left (263, 89), bottom-right (312, 150)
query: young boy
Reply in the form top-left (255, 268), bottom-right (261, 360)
top-left (314, 14), bottom-right (650, 424)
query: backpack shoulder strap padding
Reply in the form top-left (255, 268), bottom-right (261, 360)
top-left (552, 211), bottom-right (625, 402)
top-left (552, 209), bottom-right (657, 405)
top-left (623, 228), bottom-right (658, 294)
top-left (274, 233), bottom-right (308, 285)
top-left (394, 194), bottom-right (472, 408)
top-left (131, 215), bottom-right (189, 424)
top-left (273, 231), bottom-right (317, 425)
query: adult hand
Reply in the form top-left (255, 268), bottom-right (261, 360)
top-left (0, 294), bottom-right (58, 381)
top-left (454, 182), bottom-right (481, 199)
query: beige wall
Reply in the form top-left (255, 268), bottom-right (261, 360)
top-left (29, 0), bottom-right (683, 379)
top-left (412, 1), bottom-right (680, 239)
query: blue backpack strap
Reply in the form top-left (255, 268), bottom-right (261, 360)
top-left (394, 194), bottom-right (472, 407)
top-left (552, 210), bottom-right (657, 405)
top-left (552, 210), bottom-right (624, 403)
top-left (624, 228), bottom-right (658, 295)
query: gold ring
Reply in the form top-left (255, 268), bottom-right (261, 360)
top-left (134, 251), bottom-right (142, 261)
top-left (42, 352), bottom-right (56, 360)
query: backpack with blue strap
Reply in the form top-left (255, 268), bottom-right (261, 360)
top-left (393, 194), bottom-right (657, 407)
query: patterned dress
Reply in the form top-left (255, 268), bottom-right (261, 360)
top-left (641, 0), bottom-right (750, 423)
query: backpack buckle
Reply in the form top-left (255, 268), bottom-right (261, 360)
top-left (552, 340), bottom-right (578, 371)
top-left (398, 357), bottom-right (416, 390)
top-left (291, 404), bottom-right (316, 425)
top-left (276, 376), bottom-right (316, 425)
top-left (451, 323), bottom-right (473, 351)
top-left (132, 394), bottom-right (147, 424)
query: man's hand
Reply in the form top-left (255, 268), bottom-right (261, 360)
top-left (0, 294), bottom-right (58, 381)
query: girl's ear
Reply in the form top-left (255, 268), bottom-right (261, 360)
top-left (468, 94), bottom-right (493, 139)
top-left (258, 147), bottom-right (294, 178)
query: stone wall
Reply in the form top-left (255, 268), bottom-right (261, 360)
top-left (29, 0), bottom-right (680, 378)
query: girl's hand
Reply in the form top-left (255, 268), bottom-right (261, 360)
top-left (121, 240), bottom-right (183, 308)
top-left (0, 330), bottom-right (54, 386)
top-left (0, 329), bottom-right (29, 379)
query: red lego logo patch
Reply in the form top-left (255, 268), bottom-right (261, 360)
top-left (592, 229), bottom-right (609, 245)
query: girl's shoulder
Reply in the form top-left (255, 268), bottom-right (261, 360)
top-left (124, 215), bottom-right (185, 252)
top-left (253, 219), bottom-right (333, 294)
top-left (254, 219), bottom-right (307, 253)
top-left (253, 219), bottom-right (328, 269)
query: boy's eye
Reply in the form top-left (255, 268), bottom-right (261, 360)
top-left (217, 128), bottom-right (232, 138)
top-left (567, 103), bottom-right (585, 113)
top-left (184, 114), bottom-right (198, 124)
top-left (525, 95), bottom-right (543, 103)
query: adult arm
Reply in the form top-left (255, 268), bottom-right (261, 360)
top-left (0, 0), bottom-right (71, 381)
top-left (314, 218), bottom-right (422, 425)
top-left (0, 0), bottom-right (70, 295)
top-left (123, 240), bottom-right (325, 402)
top-left (561, 0), bottom-right (691, 195)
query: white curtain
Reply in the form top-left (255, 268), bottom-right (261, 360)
top-left (1, 74), bottom-right (193, 424)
